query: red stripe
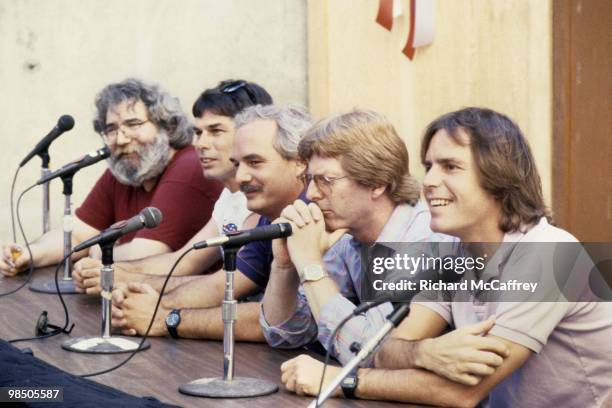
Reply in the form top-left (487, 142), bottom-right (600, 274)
top-left (376, 0), bottom-right (394, 31)
top-left (402, 0), bottom-right (417, 60)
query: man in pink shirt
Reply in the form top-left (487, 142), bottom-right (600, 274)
top-left (280, 107), bottom-right (612, 407)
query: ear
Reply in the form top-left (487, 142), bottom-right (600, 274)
top-left (371, 185), bottom-right (387, 200)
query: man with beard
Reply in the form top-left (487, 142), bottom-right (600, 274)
top-left (0, 78), bottom-right (222, 276)
top-left (72, 79), bottom-right (272, 295)
top-left (107, 104), bottom-right (313, 341)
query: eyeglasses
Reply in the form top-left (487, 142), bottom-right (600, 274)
top-left (101, 119), bottom-right (151, 144)
top-left (304, 173), bottom-right (349, 194)
top-left (222, 80), bottom-right (256, 104)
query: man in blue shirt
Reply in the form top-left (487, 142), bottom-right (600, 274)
top-left (111, 104), bottom-right (313, 340)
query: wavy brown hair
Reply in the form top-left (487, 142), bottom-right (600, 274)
top-left (421, 107), bottom-right (550, 233)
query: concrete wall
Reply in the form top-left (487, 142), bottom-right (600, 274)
top-left (308, 0), bottom-right (552, 203)
top-left (0, 0), bottom-right (307, 241)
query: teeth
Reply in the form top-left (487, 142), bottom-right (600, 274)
top-left (430, 199), bottom-right (451, 207)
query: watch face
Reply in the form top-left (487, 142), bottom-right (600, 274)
top-left (342, 377), bottom-right (356, 386)
top-left (166, 313), bottom-right (180, 327)
top-left (302, 264), bottom-right (326, 281)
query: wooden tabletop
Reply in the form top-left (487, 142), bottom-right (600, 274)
top-left (0, 267), bottom-right (416, 408)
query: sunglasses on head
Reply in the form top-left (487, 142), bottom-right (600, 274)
top-left (221, 80), bottom-right (256, 104)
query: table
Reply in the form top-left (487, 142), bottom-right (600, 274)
top-left (0, 267), bottom-right (416, 407)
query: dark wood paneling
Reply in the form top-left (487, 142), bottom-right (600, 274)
top-left (553, 0), bottom-right (612, 241)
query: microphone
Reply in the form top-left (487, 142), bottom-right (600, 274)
top-left (193, 222), bottom-right (292, 249)
top-left (36, 146), bottom-right (111, 185)
top-left (20, 115), bottom-right (75, 167)
top-left (74, 207), bottom-right (163, 252)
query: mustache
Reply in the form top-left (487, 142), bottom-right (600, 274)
top-left (240, 183), bottom-right (263, 194)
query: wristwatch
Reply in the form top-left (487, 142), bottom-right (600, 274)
top-left (165, 309), bottom-right (181, 339)
top-left (341, 367), bottom-right (359, 399)
top-left (299, 264), bottom-right (328, 284)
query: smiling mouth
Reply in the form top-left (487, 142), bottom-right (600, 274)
top-left (200, 158), bottom-right (217, 167)
top-left (429, 199), bottom-right (452, 207)
top-left (118, 152), bottom-right (139, 160)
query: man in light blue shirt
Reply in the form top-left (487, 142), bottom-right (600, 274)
top-left (260, 109), bottom-right (451, 366)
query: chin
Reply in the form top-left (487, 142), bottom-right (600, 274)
top-left (323, 217), bottom-right (345, 232)
top-left (429, 220), bottom-right (450, 235)
top-left (203, 170), bottom-right (221, 180)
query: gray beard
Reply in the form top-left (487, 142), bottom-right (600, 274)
top-left (107, 131), bottom-right (172, 187)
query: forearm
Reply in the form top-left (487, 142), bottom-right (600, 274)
top-left (111, 239), bottom-right (170, 261)
top-left (131, 246), bottom-right (220, 277)
top-left (28, 229), bottom-right (68, 267)
top-left (356, 368), bottom-right (480, 408)
top-left (261, 261), bottom-right (301, 325)
top-left (178, 302), bottom-right (265, 342)
top-left (162, 270), bottom-right (259, 310)
top-left (374, 337), bottom-right (421, 369)
top-left (302, 276), bottom-right (341, 321)
top-left (145, 274), bottom-right (203, 293)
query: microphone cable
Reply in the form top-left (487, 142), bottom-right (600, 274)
top-left (8, 251), bottom-right (75, 343)
top-left (0, 183), bottom-right (38, 297)
top-left (79, 247), bottom-right (195, 378)
top-left (9, 166), bottom-right (21, 242)
top-left (315, 297), bottom-right (393, 407)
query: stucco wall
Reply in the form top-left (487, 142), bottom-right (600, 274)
top-left (0, 0), bottom-right (307, 240)
top-left (308, 0), bottom-right (552, 204)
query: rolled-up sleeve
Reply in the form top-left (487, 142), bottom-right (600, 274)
top-left (317, 294), bottom-right (393, 366)
top-left (260, 287), bottom-right (318, 348)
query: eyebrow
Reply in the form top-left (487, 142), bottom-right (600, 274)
top-left (242, 154), bottom-right (265, 161)
top-left (422, 157), bottom-right (464, 166)
top-left (105, 116), bottom-right (144, 127)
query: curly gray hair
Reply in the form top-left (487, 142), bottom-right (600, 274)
top-left (233, 104), bottom-right (312, 160)
top-left (92, 78), bottom-right (193, 149)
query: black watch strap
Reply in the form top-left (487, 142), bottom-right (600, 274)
top-left (166, 309), bottom-right (181, 339)
top-left (341, 367), bottom-right (359, 399)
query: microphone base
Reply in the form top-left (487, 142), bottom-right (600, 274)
top-left (179, 376), bottom-right (278, 398)
top-left (29, 278), bottom-right (78, 294)
top-left (62, 336), bottom-right (150, 354)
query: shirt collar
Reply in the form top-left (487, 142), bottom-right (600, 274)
top-left (348, 200), bottom-right (428, 248)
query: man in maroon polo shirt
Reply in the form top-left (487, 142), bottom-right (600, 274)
top-left (0, 78), bottom-right (222, 275)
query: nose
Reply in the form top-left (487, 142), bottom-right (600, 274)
top-left (423, 165), bottom-right (441, 190)
top-left (305, 179), bottom-right (323, 201)
top-left (116, 128), bottom-right (131, 146)
top-left (194, 133), bottom-right (211, 150)
top-left (234, 162), bottom-right (251, 185)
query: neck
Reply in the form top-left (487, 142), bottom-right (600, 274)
top-left (351, 197), bottom-right (396, 243)
top-left (460, 225), bottom-right (504, 259)
top-left (142, 179), bottom-right (156, 192)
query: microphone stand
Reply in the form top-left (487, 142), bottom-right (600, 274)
top-left (308, 305), bottom-right (411, 408)
top-left (30, 174), bottom-right (78, 294)
top-left (63, 241), bottom-right (150, 353)
top-left (40, 149), bottom-right (51, 233)
top-left (179, 244), bottom-right (278, 398)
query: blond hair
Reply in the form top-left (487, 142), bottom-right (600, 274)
top-left (299, 109), bottom-right (420, 205)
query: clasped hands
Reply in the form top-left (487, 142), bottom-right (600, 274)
top-left (272, 200), bottom-right (346, 273)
